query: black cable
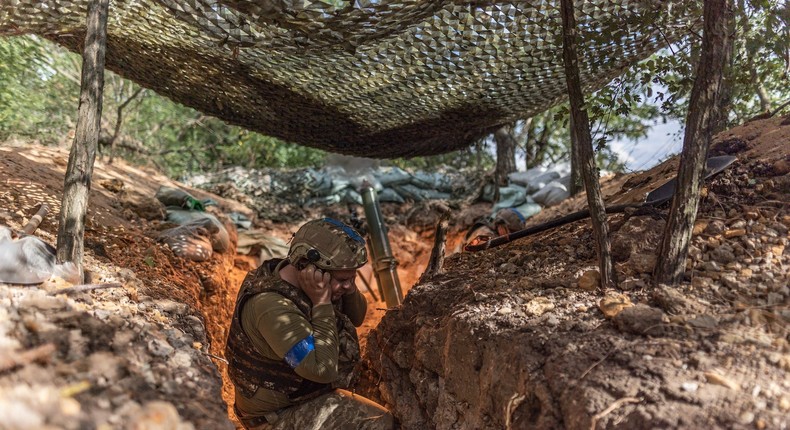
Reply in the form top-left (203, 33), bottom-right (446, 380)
top-left (464, 197), bottom-right (671, 252)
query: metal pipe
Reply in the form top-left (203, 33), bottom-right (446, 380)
top-left (360, 181), bottom-right (403, 307)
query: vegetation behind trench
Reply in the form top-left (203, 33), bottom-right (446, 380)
top-left (0, 1), bottom-right (786, 177)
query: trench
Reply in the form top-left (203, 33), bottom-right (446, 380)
top-left (193, 217), bottom-right (455, 426)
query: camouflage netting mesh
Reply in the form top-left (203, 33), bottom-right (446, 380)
top-left (0, 1), bottom-right (695, 157)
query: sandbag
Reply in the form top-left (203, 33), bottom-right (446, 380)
top-left (531, 176), bottom-right (571, 207)
top-left (392, 184), bottom-right (427, 201)
top-left (229, 212), bottom-right (253, 230)
top-left (305, 195), bottom-right (342, 207)
top-left (155, 186), bottom-right (205, 211)
top-left (392, 184), bottom-right (450, 201)
top-left (158, 220), bottom-right (215, 262)
top-left (341, 189), bottom-right (364, 205)
top-left (524, 171), bottom-right (561, 194)
top-left (377, 188), bottom-right (406, 203)
top-left (409, 172), bottom-right (436, 189)
top-left (479, 183), bottom-right (497, 203)
top-left (492, 185), bottom-right (528, 211)
top-left (166, 209), bottom-right (232, 253)
top-left (237, 230), bottom-right (289, 264)
top-left (509, 165), bottom-right (570, 193)
top-left (419, 189), bottom-right (451, 200)
top-left (376, 167), bottom-right (412, 187)
top-left (512, 201), bottom-right (542, 220)
top-left (433, 173), bottom-right (459, 193)
top-left (305, 169), bottom-right (334, 196)
top-left (508, 167), bottom-right (547, 187)
top-left (0, 226), bottom-right (80, 285)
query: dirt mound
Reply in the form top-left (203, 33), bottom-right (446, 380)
top-left (0, 144), bottom-right (239, 429)
top-left (360, 116), bottom-right (790, 429)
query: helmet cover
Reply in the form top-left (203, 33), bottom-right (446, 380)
top-left (493, 208), bottom-right (526, 234)
top-left (288, 218), bottom-right (367, 270)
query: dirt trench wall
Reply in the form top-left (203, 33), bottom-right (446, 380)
top-left (0, 145), bottom-right (241, 429)
top-left (364, 260), bottom-right (788, 429)
top-left (359, 118), bottom-right (790, 430)
top-left (364, 275), bottom-right (565, 430)
top-left (81, 227), bottom-right (240, 430)
top-left (362, 153), bottom-right (790, 430)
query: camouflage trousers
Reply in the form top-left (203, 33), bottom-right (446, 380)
top-left (237, 389), bottom-right (395, 430)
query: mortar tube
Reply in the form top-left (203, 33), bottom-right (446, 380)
top-left (360, 181), bottom-right (403, 307)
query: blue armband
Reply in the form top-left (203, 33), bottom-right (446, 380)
top-left (284, 334), bottom-right (315, 368)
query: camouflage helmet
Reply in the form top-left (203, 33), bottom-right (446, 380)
top-left (288, 218), bottom-right (367, 270)
top-left (493, 208), bottom-right (526, 234)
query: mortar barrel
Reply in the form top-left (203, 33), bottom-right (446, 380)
top-left (360, 182), bottom-right (403, 307)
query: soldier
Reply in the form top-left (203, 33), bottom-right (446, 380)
top-left (492, 207), bottom-right (526, 237)
top-left (463, 208), bottom-right (526, 249)
top-left (225, 218), bottom-right (395, 429)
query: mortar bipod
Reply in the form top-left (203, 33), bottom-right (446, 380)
top-left (360, 181), bottom-right (403, 307)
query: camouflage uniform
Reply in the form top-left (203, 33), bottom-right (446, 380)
top-left (464, 208), bottom-right (527, 249)
top-left (236, 389), bottom-right (394, 430)
top-left (226, 219), bottom-right (395, 430)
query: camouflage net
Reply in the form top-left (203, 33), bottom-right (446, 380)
top-left (0, 1), bottom-right (695, 157)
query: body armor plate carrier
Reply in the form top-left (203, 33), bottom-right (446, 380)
top-left (225, 259), bottom-right (360, 401)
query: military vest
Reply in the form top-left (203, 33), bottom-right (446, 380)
top-left (225, 259), bottom-right (360, 401)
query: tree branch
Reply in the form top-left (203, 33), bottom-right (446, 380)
top-left (108, 86), bottom-right (144, 164)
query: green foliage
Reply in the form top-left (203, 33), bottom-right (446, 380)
top-left (513, 0), bottom-right (787, 173)
top-left (1, 0), bottom-right (787, 178)
top-left (511, 87), bottom-right (641, 174)
top-left (0, 36), bottom-right (79, 143)
top-left (117, 97), bottom-right (328, 177)
top-left (648, 0), bottom-right (788, 123)
top-left (0, 35), bottom-right (326, 178)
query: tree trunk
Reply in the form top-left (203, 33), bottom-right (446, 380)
top-left (56, 0), bottom-right (109, 274)
top-left (522, 117), bottom-right (534, 171)
top-left (108, 86), bottom-right (144, 164)
top-left (736, 0), bottom-right (771, 116)
top-left (529, 120), bottom-right (552, 169)
top-left (749, 68), bottom-right (772, 113)
top-left (494, 124), bottom-right (518, 186)
top-left (560, 0), bottom-right (615, 288)
top-left (419, 215), bottom-right (449, 284)
top-left (654, 0), bottom-right (733, 285)
top-left (568, 116), bottom-right (582, 196)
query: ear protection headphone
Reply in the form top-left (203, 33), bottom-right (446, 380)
top-left (306, 249), bottom-right (321, 263)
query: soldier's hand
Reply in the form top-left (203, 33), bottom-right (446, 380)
top-left (298, 264), bottom-right (332, 306)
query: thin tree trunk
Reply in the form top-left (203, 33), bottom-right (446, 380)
top-left (717, 0), bottom-right (740, 131)
top-left (654, 0), bottom-right (733, 285)
top-left (108, 86), bottom-right (144, 164)
top-left (560, 0), bottom-right (615, 288)
top-left (530, 120), bottom-right (551, 169)
top-left (56, 0), bottom-right (109, 274)
top-left (737, 0), bottom-right (771, 116)
top-left (494, 124), bottom-right (518, 186)
top-left (749, 68), bottom-right (772, 113)
top-left (522, 117), bottom-right (534, 171)
top-left (568, 116), bottom-right (582, 196)
top-left (783, 25), bottom-right (790, 79)
top-left (419, 215), bottom-right (449, 284)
